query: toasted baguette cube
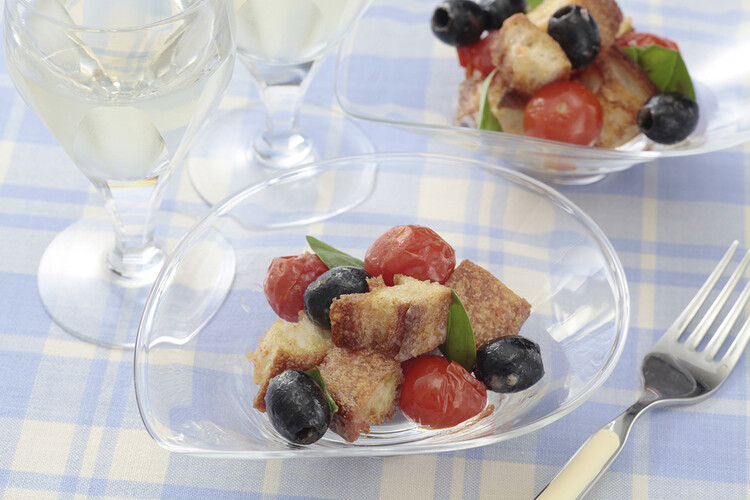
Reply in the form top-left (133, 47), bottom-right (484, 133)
top-left (319, 347), bottom-right (403, 443)
top-left (455, 70), bottom-right (526, 134)
top-left (527, 0), bottom-right (623, 55)
top-left (456, 69), bottom-right (485, 126)
top-left (486, 71), bottom-right (528, 135)
top-left (249, 312), bottom-right (333, 411)
top-left (445, 260), bottom-right (531, 348)
top-left (575, 45), bottom-right (658, 147)
top-left (489, 13), bottom-right (571, 98)
top-left (330, 275), bottom-right (452, 361)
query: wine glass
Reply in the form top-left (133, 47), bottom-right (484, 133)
top-left (3, 0), bottom-right (236, 348)
top-left (185, 0), bottom-right (375, 205)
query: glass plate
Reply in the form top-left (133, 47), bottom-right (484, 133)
top-left (134, 153), bottom-right (629, 458)
top-left (334, 0), bottom-right (750, 185)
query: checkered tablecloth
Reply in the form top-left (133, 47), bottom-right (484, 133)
top-left (2, 0), bottom-right (750, 498)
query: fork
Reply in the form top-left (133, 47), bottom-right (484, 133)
top-left (535, 240), bottom-right (750, 500)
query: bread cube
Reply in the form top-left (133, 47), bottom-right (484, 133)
top-left (330, 275), bottom-right (452, 361)
top-left (489, 13), bottom-right (572, 98)
top-left (487, 72), bottom-right (527, 135)
top-left (445, 260), bottom-right (531, 348)
top-left (527, 0), bottom-right (624, 55)
top-left (318, 347), bottom-right (403, 442)
top-left (456, 69), bottom-right (485, 127)
top-left (575, 45), bottom-right (658, 147)
top-left (248, 312), bottom-right (333, 411)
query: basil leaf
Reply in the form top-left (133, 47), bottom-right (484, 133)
top-left (439, 290), bottom-right (476, 372)
top-left (623, 45), bottom-right (696, 100)
top-left (306, 235), bottom-right (364, 269)
top-left (477, 68), bottom-right (503, 132)
top-left (305, 366), bottom-right (338, 415)
top-left (526, 0), bottom-right (544, 9)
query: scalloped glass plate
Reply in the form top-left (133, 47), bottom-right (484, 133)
top-left (134, 153), bottom-right (629, 458)
top-left (334, 0), bottom-right (750, 185)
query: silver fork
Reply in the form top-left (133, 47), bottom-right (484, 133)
top-left (535, 241), bottom-right (750, 500)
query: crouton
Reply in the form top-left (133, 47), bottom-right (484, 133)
top-left (575, 45), bottom-right (658, 147)
top-left (445, 260), bottom-right (531, 348)
top-left (456, 69), bottom-right (485, 126)
top-left (248, 312), bottom-right (333, 411)
top-left (527, 0), bottom-right (623, 55)
top-left (489, 13), bottom-right (571, 98)
top-left (455, 68), bottom-right (526, 132)
top-left (318, 347), bottom-right (403, 442)
top-left (486, 72), bottom-right (527, 135)
top-left (330, 275), bottom-right (452, 361)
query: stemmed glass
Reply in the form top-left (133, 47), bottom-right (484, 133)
top-left (186, 0), bottom-right (375, 205)
top-left (4, 0), bottom-right (235, 348)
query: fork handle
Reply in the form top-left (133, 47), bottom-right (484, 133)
top-left (534, 401), bottom-right (649, 500)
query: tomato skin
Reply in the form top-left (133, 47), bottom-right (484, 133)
top-left (456, 30), bottom-right (502, 78)
top-left (399, 355), bottom-right (487, 428)
top-left (523, 80), bottom-right (604, 146)
top-left (364, 225), bottom-right (456, 286)
top-left (263, 253), bottom-right (329, 322)
top-left (616, 31), bottom-right (679, 51)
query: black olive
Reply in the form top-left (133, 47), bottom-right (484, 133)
top-left (479, 0), bottom-right (526, 31)
top-left (431, 0), bottom-right (486, 47)
top-left (547, 5), bottom-right (601, 70)
top-left (475, 336), bottom-right (544, 393)
top-left (303, 266), bottom-right (370, 328)
top-left (637, 92), bottom-right (699, 144)
top-left (265, 370), bottom-right (331, 445)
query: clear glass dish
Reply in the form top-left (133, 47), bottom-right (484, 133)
top-left (334, 0), bottom-right (750, 185)
top-left (134, 153), bottom-right (629, 458)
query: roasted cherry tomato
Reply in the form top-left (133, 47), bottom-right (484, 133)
top-left (456, 29), bottom-right (502, 78)
top-left (364, 225), bottom-right (456, 286)
top-left (615, 31), bottom-right (679, 51)
top-left (399, 355), bottom-right (487, 428)
top-left (523, 80), bottom-right (603, 146)
top-left (263, 252), bottom-right (328, 322)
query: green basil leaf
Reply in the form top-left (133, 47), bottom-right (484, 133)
top-left (439, 290), bottom-right (476, 372)
top-left (526, 0), bottom-right (544, 10)
top-left (623, 45), bottom-right (696, 100)
top-left (477, 67), bottom-right (503, 132)
top-left (306, 235), bottom-right (364, 269)
top-left (305, 366), bottom-right (338, 415)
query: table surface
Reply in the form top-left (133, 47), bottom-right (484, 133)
top-left (2, 5), bottom-right (750, 500)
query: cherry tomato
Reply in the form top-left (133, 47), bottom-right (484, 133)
top-left (263, 252), bottom-right (328, 322)
top-left (523, 80), bottom-right (603, 146)
top-left (616, 31), bottom-right (679, 51)
top-left (364, 225), bottom-right (456, 286)
top-left (399, 355), bottom-right (487, 428)
top-left (456, 30), bottom-right (502, 78)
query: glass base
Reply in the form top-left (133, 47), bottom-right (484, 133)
top-left (186, 102), bottom-right (374, 205)
top-left (37, 214), bottom-right (235, 349)
top-left (542, 172), bottom-right (608, 186)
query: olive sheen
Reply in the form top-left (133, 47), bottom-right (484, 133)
top-left (547, 5), bottom-right (601, 70)
top-left (265, 370), bottom-right (331, 445)
top-left (480, 0), bottom-right (526, 31)
top-left (475, 336), bottom-right (544, 393)
top-left (303, 266), bottom-right (370, 328)
top-left (431, 0), bottom-right (486, 47)
top-left (637, 92), bottom-right (699, 144)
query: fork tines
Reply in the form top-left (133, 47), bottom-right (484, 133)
top-left (662, 241), bottom-right (750, 362)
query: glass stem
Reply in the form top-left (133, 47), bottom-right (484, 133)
top-left (244, 59), bottom-right (321, 170)
top-left (91, 173), bottom-right (171, 284)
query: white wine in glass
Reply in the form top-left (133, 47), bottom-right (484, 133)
top-left (4, 0), bottom-right (236, 347)
top-left (186, 0), bottom-right (375, 205)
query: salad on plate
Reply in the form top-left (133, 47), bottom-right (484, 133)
top-left (430, 0), bottom-right (699, 147)
top-left (248, 225), bottom-right (544, 445)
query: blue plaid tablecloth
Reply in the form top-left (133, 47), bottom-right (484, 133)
top-left (2, 1), bottom-right (750, 498)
